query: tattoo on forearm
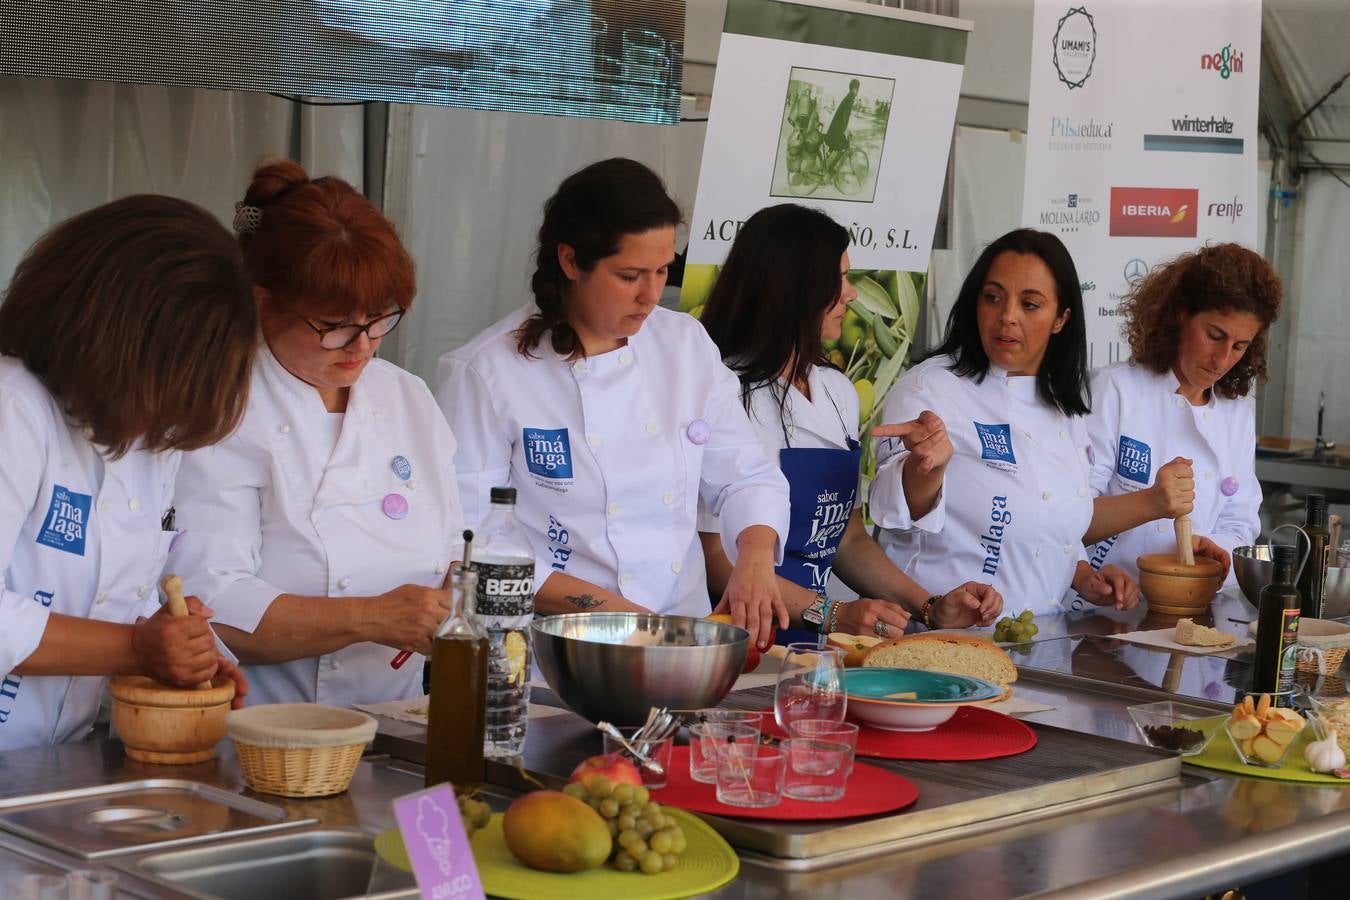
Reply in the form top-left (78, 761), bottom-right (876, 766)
top-left (564, 594), bottom-right (603, 610)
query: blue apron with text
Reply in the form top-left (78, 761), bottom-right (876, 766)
top-left (773, 437), bottom-right (862, 646)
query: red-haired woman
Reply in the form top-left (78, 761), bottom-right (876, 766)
top-left (0, 196), bottom-right (255, 750)
top-left (169, 161), bottom-right (465, 707)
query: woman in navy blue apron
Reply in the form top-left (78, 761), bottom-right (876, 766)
top-left (696, 204), bottom-right (1003, 644)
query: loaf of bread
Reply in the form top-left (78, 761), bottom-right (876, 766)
top-left (862, 633), bottom-right (1018, 686)
top-left (1174, 617), bottom-right (1236, 648)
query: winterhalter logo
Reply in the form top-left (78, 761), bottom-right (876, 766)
top-left (1201, 44), bottom-right (1244, 79)
top-left (1052, 7), bottom-right (1097, 90)
top-left (1143, 114), bottom-right (1244, 154)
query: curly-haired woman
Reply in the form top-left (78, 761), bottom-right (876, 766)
top-left (1082, 243), bottom-right (1282, 587)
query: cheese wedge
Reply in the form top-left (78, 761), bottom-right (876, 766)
top-left (1174, 618), bottom-right (1237, 648)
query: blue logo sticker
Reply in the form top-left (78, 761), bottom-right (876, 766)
top-left (36, 485), bottom-right (92, 556)
top-left (1116, 435), bottom-right (1152, 484)
top-left (523, 428), bottom-right (574, 479)
top-left (974, 422), bottom-right (1016, 464)
top-left (391, 455), bottom-right (412, 481)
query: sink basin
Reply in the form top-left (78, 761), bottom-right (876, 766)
top-left (119, 829), bottom-right (417, 899)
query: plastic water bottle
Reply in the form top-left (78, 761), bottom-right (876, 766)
top-left (470, 487), bottom-right (536, 758)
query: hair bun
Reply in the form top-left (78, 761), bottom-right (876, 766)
top-left (244, 159), bottom-right (310, 207)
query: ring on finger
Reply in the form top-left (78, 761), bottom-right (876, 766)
top-left (873, 620), bottom-right (891, 638)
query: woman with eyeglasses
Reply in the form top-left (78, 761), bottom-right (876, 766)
top-left (168, 160), bottom-right (466, 707)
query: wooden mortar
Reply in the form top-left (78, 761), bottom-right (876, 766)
top-left (109, 673), bottom-right (236, 764)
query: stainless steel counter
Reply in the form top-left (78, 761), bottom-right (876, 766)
top-left (3, 598), bottom-right (1350, 899)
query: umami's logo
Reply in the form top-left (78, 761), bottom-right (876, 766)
top-left (1109, 187), bottom-right (1199, 238)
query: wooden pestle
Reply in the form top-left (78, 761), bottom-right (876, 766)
top-left (1174, 515), bottom-right (1195, 567)
top-left (160, 574), bottom-right (213, 690)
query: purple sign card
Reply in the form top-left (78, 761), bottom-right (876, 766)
top-left (392, 785), bottom-right (486, 900)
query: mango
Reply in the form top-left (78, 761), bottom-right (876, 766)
top-left (502, 791), bottom-right (612, 873)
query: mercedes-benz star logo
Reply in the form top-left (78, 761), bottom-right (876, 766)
top-left (1124, 258), bottom-right (1148, 284)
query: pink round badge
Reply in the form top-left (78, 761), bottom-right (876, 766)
top-left (686, 418), bottom-right (711, 445)
top-left (382, 492), bottom-right (409, 520)
top-left (1220, 476), bottom-right (1239, 497)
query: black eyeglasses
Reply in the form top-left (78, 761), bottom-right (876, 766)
top-left (300, 309), bottom-right (406, 350)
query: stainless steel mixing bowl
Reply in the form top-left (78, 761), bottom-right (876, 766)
top-left (532, 613), bottom-right (749, 726)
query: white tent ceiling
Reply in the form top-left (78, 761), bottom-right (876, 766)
top-left (1265, 0), bottom-right (1350, 171)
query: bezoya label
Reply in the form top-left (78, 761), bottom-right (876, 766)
top-left (474, 561), bottom-right (535, 619)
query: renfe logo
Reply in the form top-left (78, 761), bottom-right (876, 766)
top-left (1109, 187), bottom-right (1199, 238)
top-left (1116, 436), bottom-right (1152, 485)
top-left (523, 427), bottom-right (573, 479)
top-left (974, 422), bottom-right (1016, 464)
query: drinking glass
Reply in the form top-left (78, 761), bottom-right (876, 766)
top-left (782, 737), bottom-right (853, 801)
top-left (714, 742), bottom-right (785, 808)
top-left (603, 729), bottom-right (674, 789)
top-left (17, 875), bottom-right (65, 900)
top-left (789, 719), bottom-right (860, 774)
top-left (66, 870), bottom-right (118, 900)
top-left (697, 708), bottom-right (763, 731)
top-left (774, 642), bottom-right (846, 735)
top-left (689, 722), bottom-right (758, 784)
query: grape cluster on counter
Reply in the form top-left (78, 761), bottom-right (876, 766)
top-left (993, 609), bottom-right (1039, 644)
top-left (562, 776), bottom-right (688, 874)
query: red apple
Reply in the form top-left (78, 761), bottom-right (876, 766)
top-left (568, 753), bottom-right (642, 791)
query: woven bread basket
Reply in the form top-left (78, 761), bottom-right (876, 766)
top-left (226, 704), bottom-right (376, 797)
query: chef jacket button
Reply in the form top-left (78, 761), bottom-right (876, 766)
top-left (435, 562), bottom-right (446, 575)
top-left (338, 577), bottom-right (351, 590)
top-left (98, 500), bottom-right (109, 512)
top-left (1157, 523), bottom-right (1168, 533)
top-left (1050, 599), bottom-right (1061, 609)
top-left (128, 498), bottom-right (140, 512)
top-left (407, 480), bottom-right (417, 491)
top-left (1041, 490), bottom-right (1051, 501)
top-left (1034, 548), bottom-right (1042, 558)
top-left (619, 352), bottom-right (633, 365)
top-left (588, 433), bottom-right (602, 448)
top-left (788, 425), bottom-right (798, 438)
top-left (1175, 397), bottom-right (1186, 408)
top-left (96, 591), bottom-right (108, 604)
top-left (1077, 486), bottom-right (1088, 497)
top-left (1059, 430), bottom-right (1068, 440)
top-left (607, 502), bottom-right (620, 516)
top-left (331, 659), bottom-right (341, 670)
top-left (662, 492), bottom-right (674, 506)
top-left (645, 422), bottom-right (659, 435)
top-left (1063, 544), bottom-right (1073, 554)
top-left (1205, 470), bottom-right (1214, 480)
top-left (572, 361), bottom-right (588, 375)
top-left (619, 573), bottom-right (633, 587)
top-left (671, 561), bottom-right (682, 574)
top-left (136, 585), bottom-right (149, 598)
top-left (279, 424), bottom-right (291, 434)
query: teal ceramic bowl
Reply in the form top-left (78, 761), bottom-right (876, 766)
top-left (843, 667), bottom-right (1003, 732)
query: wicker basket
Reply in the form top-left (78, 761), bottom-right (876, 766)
top-left (1295, 619), bottom-right (1350, 677)
top-left (226, 704), bottom-right (377, 798)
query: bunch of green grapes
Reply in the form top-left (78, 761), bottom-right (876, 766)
top-left (562, 777), bottom-right (688, 875)
top-left (993, 609), bottom-right (1039, 644)
top-left (457, 793), bottom-right (492, 837)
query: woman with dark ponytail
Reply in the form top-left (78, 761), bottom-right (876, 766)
top-left (438, 159), bottom-right (791, 648)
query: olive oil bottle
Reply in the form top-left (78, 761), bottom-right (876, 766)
top-left (1253, 544), bottom-right (1301, 704)
top-left (426, 567), bottom-right (489, 793)
top-left (1296, 493), bottom-right (1331, 620)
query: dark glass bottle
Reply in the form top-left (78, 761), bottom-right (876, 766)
top-left (426, 568), bottom-right (489, 793)
top-left (1296, 494), bottom-right (1331, 620)
top-left (1253, 545), bottom-right (1301, 704)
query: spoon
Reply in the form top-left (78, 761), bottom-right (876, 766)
top-left (595, 721), bottom-right (665, 777)
top-left (160, 575), bottom-right (212, 690)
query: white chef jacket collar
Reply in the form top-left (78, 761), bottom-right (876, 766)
top-left (985, 362), bottom-right (1038, 403)
top-left (258, 343), bottom-right (373, 423)
top-left (1165, 366), bottom-right (1216, 410)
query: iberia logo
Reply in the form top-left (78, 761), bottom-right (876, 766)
top-left (1109, 187), bottom-right (1199, 238)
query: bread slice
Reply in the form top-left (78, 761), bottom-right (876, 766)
top-left (1174, 617), bottom-right (1236, 648)
top-left (826, 632), bottom-right (883, 667)
top-left (862, 633), bottom-right (1018, 687)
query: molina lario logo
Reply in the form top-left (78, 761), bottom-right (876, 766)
top-left (1052, 7), bottom-right (1097, 90)
top-left (1109, 187), bottom-right (1199, 238)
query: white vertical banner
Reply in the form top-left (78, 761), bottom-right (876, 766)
top-left (1022, 1), bottom-right (1261, 368)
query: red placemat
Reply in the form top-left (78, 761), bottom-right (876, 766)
top-left (762, 706), bottom-right (1037, 761)
top-left (650, 746), bottom-right (917, 821)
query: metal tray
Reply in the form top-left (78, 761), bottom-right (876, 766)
top-left (373, 685), bottom-right (1181, 869)
top-left (0, 779), bottom-right (315, 860)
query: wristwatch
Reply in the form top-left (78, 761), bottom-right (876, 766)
top-left (803, 596), bottom-right (828, 632)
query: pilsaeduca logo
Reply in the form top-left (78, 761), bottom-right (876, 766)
top-left (1052, 7), bottom-right (1097, 90)
top-left (1109, 187), bottom-right (1200, 238)
top-left (1202, 44), bottom-right (1244, 78)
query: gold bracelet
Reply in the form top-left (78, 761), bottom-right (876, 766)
top-left (921, 595), bottom-right (940, 629)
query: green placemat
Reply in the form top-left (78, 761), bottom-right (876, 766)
top-left (1183, 718), bottom-right (1347, 784)
top-left (376, 807), bottom-right (739, 900)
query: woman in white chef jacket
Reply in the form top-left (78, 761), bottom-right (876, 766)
top-left (0, 196), bottom-right (255, 751)
top-left (436, 159), bottom-right (791, 647)
top-left (870, 229), bottom-right (1140, 617)
top-left (1083, 243), bottom-right (1282, 586)
top-left (169, 161), bottom-right (465, 708)
top-left (696, 204), bottom-right (1003, 642)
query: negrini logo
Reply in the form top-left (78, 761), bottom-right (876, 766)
top-left (1201, 44), bottom-right (1244, 79)
top-left (1052, 7), bottom-right (1097, 90)
top-left (1109, 187), bottom-right (1199, 238)
top-left (1207, 196), bottom-right (1245, 222)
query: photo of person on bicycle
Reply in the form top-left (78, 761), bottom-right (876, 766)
top-left (778, 71), bottom-right (883, 200)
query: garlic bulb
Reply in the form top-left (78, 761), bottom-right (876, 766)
top-left (1304, 729), bottom-right (1346, 773)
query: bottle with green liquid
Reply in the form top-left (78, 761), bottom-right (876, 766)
top-left (426, 565), bottom-right (489, 793)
